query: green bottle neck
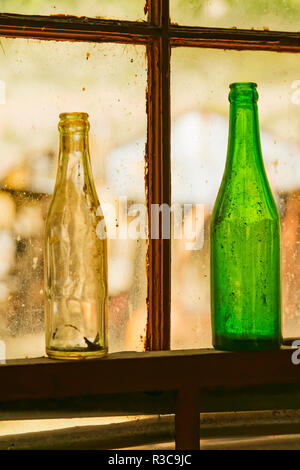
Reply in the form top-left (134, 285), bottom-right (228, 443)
top-left (226, 100), bottom-right (263, 170)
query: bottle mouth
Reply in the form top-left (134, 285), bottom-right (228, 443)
top-left (230, 82), bottom-right (257, 90)
top-left (229, 82), bottom-right (258, 103)
top-left (59, 112), bottom-right (90, 133)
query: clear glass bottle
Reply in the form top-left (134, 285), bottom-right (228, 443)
top-left (45, 112), bottom-right (108, 359)
top-left (210, 83), bottom-right (281, 351)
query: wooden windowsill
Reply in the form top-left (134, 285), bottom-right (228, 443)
top-left (0, 346), bottom-right (300, 449)
top-left (0, 347), bottom-right (298, 404)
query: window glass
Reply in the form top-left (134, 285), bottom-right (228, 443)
top-left (171, 47), bottom-right (300, 348)
top-left (0, 38), bottom-right (147, 359)
top-left (171, 0), bottom-right (300, 31)
top-left (0, 0), bottom-right (147, 21)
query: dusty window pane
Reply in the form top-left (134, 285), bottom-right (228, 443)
top-left (0, 38), bottom-right (147, 359)
top-left (171, 0), bottom-right (300, 31)
top-left (171, 47), bottom-right (300, 349)
top-left (0, 0), bottom-right (147, 21)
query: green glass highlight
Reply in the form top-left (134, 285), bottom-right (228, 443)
top-left (210, 83), bottom-right (281, 351)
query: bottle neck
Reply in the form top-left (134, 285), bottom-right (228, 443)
top-left (226, 100), bottom-right (263, 169)
top-left (57, 132), bottom-right (91, 183)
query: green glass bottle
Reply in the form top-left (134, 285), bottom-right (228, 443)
top-left (210, 82), bottom-right (281, 351)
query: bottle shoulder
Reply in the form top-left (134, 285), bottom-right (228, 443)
top-left (211, 180), bottom-right (279, 225)
top-left (45, 185), bottom-right (106, 233)
top-left (47, 180), bottom-right (100, 212)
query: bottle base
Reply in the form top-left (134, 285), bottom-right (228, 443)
top-left (46, 347), bottom-right (108, 360)
top-left (213, 335), bottom-right (281, 352)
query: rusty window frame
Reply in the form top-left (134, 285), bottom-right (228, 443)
top-left (0, 1), bottom-right (300, 350)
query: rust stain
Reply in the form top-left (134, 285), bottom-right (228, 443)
top-left (170, 37), bottom-right (300, 53)
top-left (144, 38), bottom-right (171, 352)
top-left (86, 52), bottom-right (90, 60)
top-left (144, 0), bottom-right (149, 17)
top-left (144, 323), bottom-right (150, 351)
top-left (144, 78), bottom-right (150, 352)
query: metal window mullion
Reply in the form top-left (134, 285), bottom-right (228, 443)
top-left (146, 0), bottom-right (171, 351)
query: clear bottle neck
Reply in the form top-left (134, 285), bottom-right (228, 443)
top-left (59, 132), bottom-right (89, 158)
top-left (57, 132), bottom-right (91, 184)
top-left (56, 113), bottom-right (92, 185)
top-left (59, 132), bottom-right (90, 161)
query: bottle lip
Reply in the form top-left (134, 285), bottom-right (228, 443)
top-left (229, 82), bottom-right (257, 90)
top-left (58, 112), bottom-right (90, 133)
top-left (229, 82), bottom-right (258, 103)
top-left (59, 112), bottom-right (89, 120)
